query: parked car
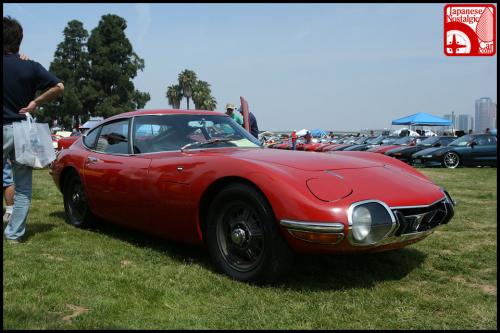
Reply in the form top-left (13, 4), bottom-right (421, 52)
top-left (344, 135), bottom-right (399, 151)
top-left (411, 134), bottom-right (497, 168)
top-left (366, 136), bottom-right (426, 154)
top-left (385, 136), bottom-right (457, 164)
top-left (323, 136), bottom-right (375, 152)
top-left (50, 109), bottom-right (455, 283)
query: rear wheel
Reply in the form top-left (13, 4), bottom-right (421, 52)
top-left (206, 183), bottom-right (293, 283)
top-left (443, 152), bottom-right (460, 169)
top-left (63, 173), bottom-right (95, 228)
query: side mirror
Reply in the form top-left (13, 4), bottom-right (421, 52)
top-left (433, 142), bottom-right (441, 147)
top-left (469, 141), bottom-right (477, 148)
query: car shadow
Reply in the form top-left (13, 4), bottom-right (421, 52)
top-left (279, 249), bottom-right (427, 291)
top-left (78, 217), bottom-right (427, 290)
top-left (85, 218), bottom-right (212, 266)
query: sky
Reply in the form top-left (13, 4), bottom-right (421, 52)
top-left (3, 3), bottom-right (497, 132)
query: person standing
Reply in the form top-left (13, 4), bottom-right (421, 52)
top-left (291, 130), bottom-right (297, 150)
top-left (225, 103), bottom-right (243, 126)
top-left (237, 106), bottom-right (259, 139)
top-left (304, 131), bottom-right (312, 144)
top-left (3, 16), bottom-right (65, 243)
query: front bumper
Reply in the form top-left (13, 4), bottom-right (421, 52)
top-left (280, 193), bottom-right (455, 250)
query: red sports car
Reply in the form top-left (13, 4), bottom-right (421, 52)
top-left (50, 110), bottom-right (455, 283)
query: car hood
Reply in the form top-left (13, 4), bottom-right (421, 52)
top-left (231, 148), bottom-right (383, 171)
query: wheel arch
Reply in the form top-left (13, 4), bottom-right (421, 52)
top-left (59, 166), bottom-right (80, 193)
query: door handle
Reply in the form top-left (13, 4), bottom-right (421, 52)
top-left (86, 156), bottom-right (101, 164)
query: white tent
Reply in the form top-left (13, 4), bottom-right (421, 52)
top-left (392, 127), bottom-right (420, 136)
top-left (296, 129), bottom-right (308, 136)
top-left (424, 130), bottom-right (438, 136)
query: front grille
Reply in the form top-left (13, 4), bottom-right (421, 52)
top-left (392, 199), bottom-right (454, 236)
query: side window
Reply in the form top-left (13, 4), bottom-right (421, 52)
top-left (83, 126), bottom-right (100, 149)
top-left (133, 116), bottom-right (177, 153)
top-left (95, 119), bottom-right (130, 154)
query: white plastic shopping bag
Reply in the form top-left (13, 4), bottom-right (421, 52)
top-left (13, 113), bottom-right (56, 169)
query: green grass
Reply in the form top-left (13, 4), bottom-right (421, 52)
top-left (3, 167), bottom-right (497, 329)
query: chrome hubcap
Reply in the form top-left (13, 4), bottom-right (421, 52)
top-left (72, 193), bottom-right (80, 204)
top-left (445, 153), bottom-right (458, 167)
top-left (231, 227), bottom-right (248, 247)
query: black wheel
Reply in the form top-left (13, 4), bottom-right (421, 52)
top-left (63, 173), bottom-right (95, 228)
top-left (443, 152), bottom-right (460, 169)
top-left (206, 183), bottom-right (293, 283)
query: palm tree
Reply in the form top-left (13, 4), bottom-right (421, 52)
top-left (166, 84), bottom-right (182, 109)
top-left (192, 80), bottom-right (211, 109)
top-left (200, 96), bottom-right (217, 111)
top-left (178, 69), bottom-right (197, 109)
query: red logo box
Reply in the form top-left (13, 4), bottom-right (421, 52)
top-left (444, 4), bottom-right (496, 56)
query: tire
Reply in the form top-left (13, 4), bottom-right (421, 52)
top-left (63, 172), bottom-right (95, 228)
top-left (443, 152), bottom-right (460, 169)
top-left (206, 183), bottom-right (294, 284)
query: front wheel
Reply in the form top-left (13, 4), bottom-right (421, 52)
top-left (443, 152), bottom-right (460, 169)
top-left (206, 183), bottom-right (294, 283)
top-left (63, 173), bottom-right (95, 228)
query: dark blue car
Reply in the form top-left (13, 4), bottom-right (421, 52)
top-left (411, 134), bottom-right (497, 168)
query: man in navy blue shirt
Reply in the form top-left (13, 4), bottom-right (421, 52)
top-left (237, 106), bottom-right (260, 139)
top-left (3, 16), bottom-right (64, 243)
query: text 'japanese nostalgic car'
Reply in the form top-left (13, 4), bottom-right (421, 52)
top-left (50, 110), bottom-right (456, 283)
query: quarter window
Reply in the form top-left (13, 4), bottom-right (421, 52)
top-left (95, 119), bottom-right (130, 154)
top-left (83, 127), bottom-right (100, 149)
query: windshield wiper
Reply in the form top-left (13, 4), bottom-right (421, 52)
top-left (180, 138), bottom-right (233, 152)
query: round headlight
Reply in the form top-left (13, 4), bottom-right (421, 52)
top-left (349, 201), bottom-right (395, 246)
top-left (352, 206), bottom-right (372, 241)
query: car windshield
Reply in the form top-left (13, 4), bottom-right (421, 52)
top-left (418, 136), bottom-right (440, 146)
top-left (449, 135), bottom-right (472, 146)
top-left (381, 136), bottom-right (399, 144)
top-left (393, 136), bottom-right (414, 145)
top-left (132, 114), bottom-right (261, 154)
top-left (366, 135), bottom-right (385, 144)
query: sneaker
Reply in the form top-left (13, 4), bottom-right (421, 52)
top-left (3, 212), bottom-right (11, 223)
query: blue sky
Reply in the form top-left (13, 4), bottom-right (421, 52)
top-left (3, 3), bottom-right (497, 131)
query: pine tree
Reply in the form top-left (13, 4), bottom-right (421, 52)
top-left (87, 14), bottom-right (150, 118)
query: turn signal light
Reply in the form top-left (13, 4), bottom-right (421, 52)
top-left (289, 230), bottom-right (344, 245)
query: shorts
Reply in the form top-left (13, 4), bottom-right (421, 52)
top-left (3, 159), bottom-right (13, 188)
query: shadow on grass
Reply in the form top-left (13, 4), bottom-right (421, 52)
top-left (49, 211), bottom-right (67, 221)
top-left (281, 249), bottom-right (427, 291)
top-left (3, 221), bottom-right (56, 242)
top-left (76, 216), bottom-right (427, 291)
top-left (85, 218), bottom-right (211, 267)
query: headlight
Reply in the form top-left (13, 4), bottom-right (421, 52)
top-left (348, 201), bottom-right (396, 246)
top-left (352, 206), bottom-right (371, 241)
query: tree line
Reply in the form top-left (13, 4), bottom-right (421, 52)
top-left (38, 14), bottom-right (216, 130)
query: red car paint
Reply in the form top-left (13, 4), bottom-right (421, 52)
top-left (56, 135), bottom-right (79, 151)
top-left (50, 110), bottom-right (454, 257)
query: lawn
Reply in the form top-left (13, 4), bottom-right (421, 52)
top-left (3, 167), bottom-right (497, 329)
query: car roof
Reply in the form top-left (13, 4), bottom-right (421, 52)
top-left (106, 109), bottom-right (227, 122)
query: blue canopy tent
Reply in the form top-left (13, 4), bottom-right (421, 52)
top-left (391, 113), bottom-right (452, 126)
top-left (391, 112), bottom-right (453, 135)
top-left (310, 129), bottom-right (327, 137)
